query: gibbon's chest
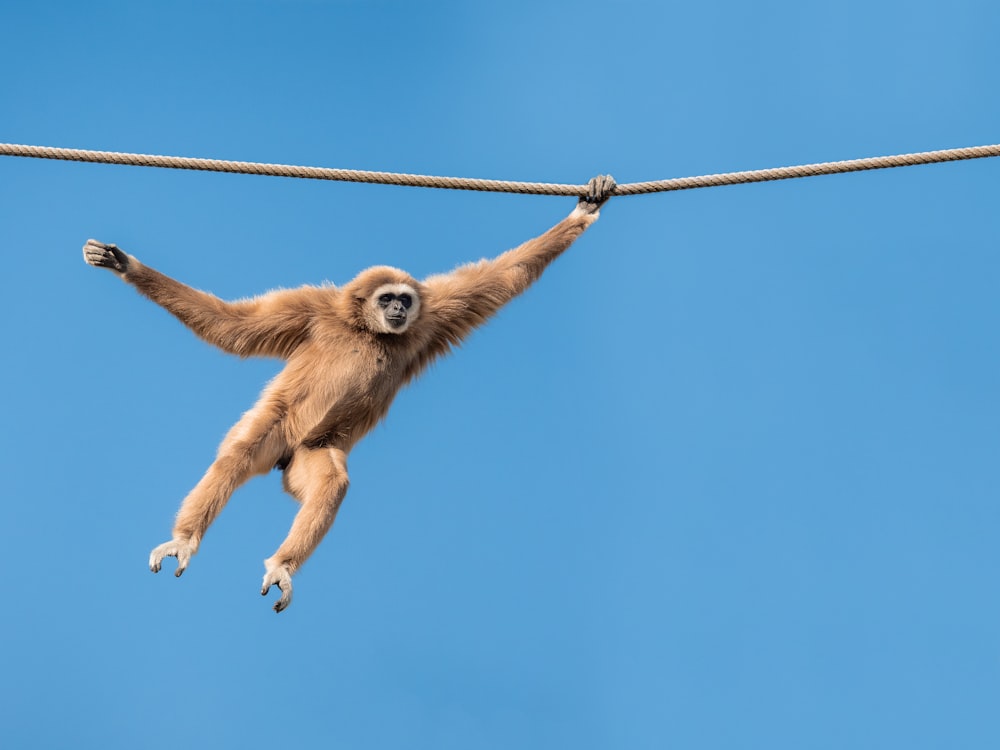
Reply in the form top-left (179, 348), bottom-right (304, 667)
top-left (297, 326), bottom-right (407, 398)
top-left (279, 329), bottom-right (411, 446)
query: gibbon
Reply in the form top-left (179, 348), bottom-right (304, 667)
top-left (83, 174), bottom-right (615, 612)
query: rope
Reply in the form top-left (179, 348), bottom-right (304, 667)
top-left (1, 142), bottom-right (998, 196)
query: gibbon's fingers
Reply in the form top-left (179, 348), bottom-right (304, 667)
top-left (82, 239), bottom-right (129, 273)
top-left (577, 174), bottom-right (614, 213)
top-left (588, 177), bottom-right (600, 203)
top-left (82, 239), bottom-right (110, 258)
top-left (82, 245), bottom-right (109, 266)
top-left (589, 174), bottom-right (616, 206)
top-left (261, 565), bottom-right (293, 613)
top-left (600, 174), bottom-right (617, 200)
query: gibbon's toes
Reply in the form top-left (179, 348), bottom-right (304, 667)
top-left (148, 539), bottom-right (194, 576)
top-left (261, 565), bottom-right (294, 613)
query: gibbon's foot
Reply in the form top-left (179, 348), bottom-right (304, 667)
top-left (149, 539), bottom-right (197, 577)
top-left (261, 561), bottom-right (293, 613)
top-left (83, 239), bottom-right (130, 274)
top-left (577, 174), bottom-right (616, 213)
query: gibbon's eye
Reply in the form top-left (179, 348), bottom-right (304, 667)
top-left (398, 293), bottom-right (413, 309)
top-left (378, 294), bottom-right (393, 306)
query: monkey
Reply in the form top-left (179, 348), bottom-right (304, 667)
top-left (83, 174), bottom-right (615, 612)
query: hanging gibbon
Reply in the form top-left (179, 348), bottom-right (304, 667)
top-left (83, 174), bottom-right (615, 612)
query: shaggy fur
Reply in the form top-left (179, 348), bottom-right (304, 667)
top-left (82, 175), bottom-right (614, 612)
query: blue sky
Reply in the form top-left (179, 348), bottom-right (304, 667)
top-left (1, 1), bottom-right (998, 748)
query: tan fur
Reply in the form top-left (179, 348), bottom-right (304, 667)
top-left (85, 183), bottom-right (610, 612)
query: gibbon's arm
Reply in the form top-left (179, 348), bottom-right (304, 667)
top-left (419, 175), bottom-right (615, 352)
top-left (83, 240), bottom-right (321, 359)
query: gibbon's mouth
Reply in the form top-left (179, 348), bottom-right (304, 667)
top-left (387, 316), bottom-right (406, 328)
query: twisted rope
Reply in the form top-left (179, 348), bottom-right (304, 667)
top-left (2, 142), bottom-right (998, 196)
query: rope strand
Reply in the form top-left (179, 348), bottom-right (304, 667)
top-left (2, 142), bottom-right (998, 196)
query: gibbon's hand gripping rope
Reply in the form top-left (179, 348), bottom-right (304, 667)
top-left (1, 142), bottom-right (999, 196)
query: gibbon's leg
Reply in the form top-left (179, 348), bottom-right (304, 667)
top-left (149, 402), bottom-right (287, 577)
top-left (262, 446), bottom-right (350, 613)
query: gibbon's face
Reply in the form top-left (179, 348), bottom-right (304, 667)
top-left (371, 282), bottom-right (420, 334)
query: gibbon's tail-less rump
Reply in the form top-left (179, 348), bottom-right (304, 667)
top-left (83, 174), bottom-right (615, 612)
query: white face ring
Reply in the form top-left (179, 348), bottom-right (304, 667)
top-left (370, 282), bottom-right (420, 334)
